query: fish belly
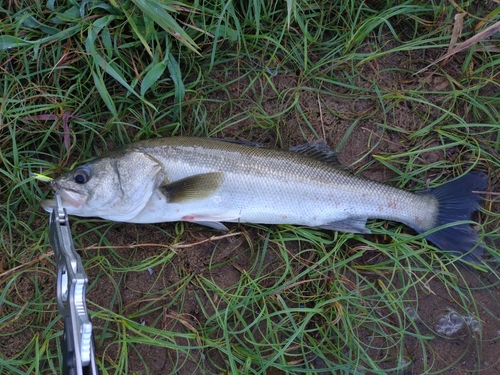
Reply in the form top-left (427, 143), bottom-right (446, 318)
top-left (128, 170), bottom-right (433, 233)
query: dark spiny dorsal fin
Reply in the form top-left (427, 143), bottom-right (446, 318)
top-left (206, 137), bottom-right (265, 148)
top-left (209, 137), bottom-right (343, 167)
top-left (289, 140), bottom-right (343, 167)
top-left (160, 172), bottom-right (223, 203)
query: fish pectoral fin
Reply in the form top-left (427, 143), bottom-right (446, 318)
top-left (319, 218), bottom-right (371, 234)
top-left (192, 221), bottom-right (229, 231)
top-left (160, 172), bottom-right (223, 203)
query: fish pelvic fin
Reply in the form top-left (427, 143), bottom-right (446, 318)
top-left (160, 172), bottom-right (223, 203)
top-left (414, 171), bottom-right (487, 263)
top-left (192, 221), bottom-right (229, 231)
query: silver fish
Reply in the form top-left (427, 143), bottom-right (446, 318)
top-left (42, 137), bottom-right (487, 262)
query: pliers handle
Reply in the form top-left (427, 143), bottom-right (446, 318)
top-left (49, 194), bottom-right (99, 375)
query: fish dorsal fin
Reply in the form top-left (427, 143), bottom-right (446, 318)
top-left (209, 137), bottom-right (343, 167)
top-left (289, 140), bottom-right (343, 167)
top-left (160, 172), bottom-right (223, 203)
top-left (207, 137), bottom-right (265, 148)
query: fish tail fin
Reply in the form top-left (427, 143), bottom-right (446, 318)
top-left (414, 172), bottom-right (487, 263)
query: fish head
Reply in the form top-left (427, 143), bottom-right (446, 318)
top-left (42, 151), bottom-right (163, 221)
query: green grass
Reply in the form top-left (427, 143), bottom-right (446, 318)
top-left (1, 0), bottom-right (500, 374)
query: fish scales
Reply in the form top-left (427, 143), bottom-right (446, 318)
top-left (130, 138), bottom-right (433, 229)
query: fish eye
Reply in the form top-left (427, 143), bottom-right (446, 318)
top-left (73, 168), bottom-right (90, 184)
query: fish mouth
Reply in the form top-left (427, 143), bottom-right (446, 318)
top-left (41, 181), bottom-right (87, 212)
top-left (41, 181), bottom-right (59, 212)
top-left (41, 198), bottom-right (56, 212)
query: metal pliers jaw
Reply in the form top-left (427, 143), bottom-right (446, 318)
top-left (49, 194), bottom-right (99, 375)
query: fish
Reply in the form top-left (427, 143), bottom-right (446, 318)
top-left (42, 137), bottom-right (487, 263)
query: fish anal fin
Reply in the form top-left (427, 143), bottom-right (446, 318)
top-left (160, 172), bottom-right (223, 203)
top-left (319, 218), bottom-right (371, 234)
top-left (289, 141), bottom-right (344, 168)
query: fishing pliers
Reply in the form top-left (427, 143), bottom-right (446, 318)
top-left (49, 194), bottom-right (99, 375)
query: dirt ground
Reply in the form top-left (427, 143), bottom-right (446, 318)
top-left (3, 25), bottom-right (500, 375)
